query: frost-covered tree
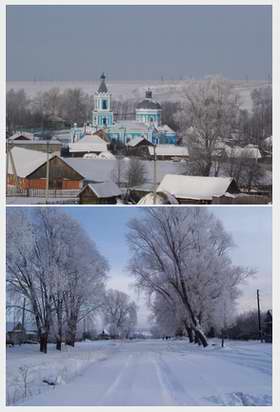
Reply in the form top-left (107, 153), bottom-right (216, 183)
top-left (127, 208), bottom-right (254, 347)
top-left (102, 289), bottom-right (137, 338)
top-left (125, 157), bottom-right (147, 188)
top-left (6, 208), bottom-right (108, 352)
top-left (251, 86), bottom-right (272, 146)
top-left (174, 76), bottom-right (241, 176)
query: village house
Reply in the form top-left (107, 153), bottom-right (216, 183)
top-left (7, 146), bottom-right (84, 191)
top-left (68, 133), bottom-right (110, 157)
top-left (147, 144), bottom-right (189, 161)
top-left (156, 175), bottom-right (240, 204)
top-left (126, 136), bottom-right (153, 157)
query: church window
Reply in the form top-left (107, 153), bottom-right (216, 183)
top-left (103, 117), bottom-right (107, 125)
top-left (102, 100), bottom-right (107, 110)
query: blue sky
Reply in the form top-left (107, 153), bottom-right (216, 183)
top-left (6, 5), bottom-right (272, 81)
top-left (64, 206), bottom-right (272, 327)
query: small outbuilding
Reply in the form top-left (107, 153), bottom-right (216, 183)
top-left (79, 181), bottom-right (122, 204)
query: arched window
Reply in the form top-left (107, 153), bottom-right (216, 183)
top-left (103, 117), bottom-right (107, 125)
top-left (102, 100), bottom-right (107, 110)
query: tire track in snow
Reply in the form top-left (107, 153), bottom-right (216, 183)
top-left (155, 352), bottom-right (199, 405)
top-left (100, 352), bottom-right (134, 403)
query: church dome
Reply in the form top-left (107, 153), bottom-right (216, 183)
top-left (136, 90), bottom-right (161, 110)
top-left (97, 72), bottom-right (108, 93)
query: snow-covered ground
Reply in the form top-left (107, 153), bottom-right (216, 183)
top-left (6, 339), bottom-right (272, 406)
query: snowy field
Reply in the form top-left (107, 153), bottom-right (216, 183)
top-left (7, 80), bottom-right (271, 112)
top-left (6, 339), bottom-right (272, 406)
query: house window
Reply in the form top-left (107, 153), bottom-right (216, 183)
top-left (102, 100), bottom-right (107, 110)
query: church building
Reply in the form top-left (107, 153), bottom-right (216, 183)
top-left (71, 73), bottom-right (177, 145)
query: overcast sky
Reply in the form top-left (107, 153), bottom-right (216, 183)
top-left (65, 206), bottom-right (272, 328)
top-left (6, 5), bottom-right (272, 81)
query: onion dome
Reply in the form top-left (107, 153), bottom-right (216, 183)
top-left (97, 72), bottom-right (108, 93)
top-left (136, 89), bottom-right (161, 110)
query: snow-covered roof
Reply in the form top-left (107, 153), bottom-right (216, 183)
top-left (69, 143), bottom-right (108, 153)
top-left (148, 145), bottom-right (189, 157)
top-left (138, 191), bottom-right (178, 205)
top-left (7, 147), bottom-right (53, 178)
top-left (157, 125), bottom-right (175, 134)
top-left (83, 153), bottom-right (97, 159)
top-left (79, 133), bottom-right (109, 145)
top-left (9, 140), bottom-right (62, 146)
top-left (63, 158), bottom-right (183, 184)
top-left (225, 144), bottom-right (262, 159)
top-left (264, 136), bottom-right (272, 146)
top-left (127, 136), bottom-right (149, 147)
top-left (8, 131), bottom-right (34, 141)
top-left (80, 182), bottom-right (121, 198)
top-left (98, 151), bottom-right (116, 160)
top-left (214, 142), bottom-right (261, 159)
top-left (157, 175), bottom-right (237, 200)
top-left (112, 120), bottom-right (149, 133)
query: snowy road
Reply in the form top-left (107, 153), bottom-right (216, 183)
top-left (13, 339), bottom-right (272, 406)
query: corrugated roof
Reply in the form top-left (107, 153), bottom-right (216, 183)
top-left (157, 174), bottom-right (235, 200)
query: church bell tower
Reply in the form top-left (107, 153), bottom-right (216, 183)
top-left (92, 73), bottom-right (113, 129)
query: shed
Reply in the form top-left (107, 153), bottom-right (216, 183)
top-left (157, 174), bottom-right (239, 204)
top-left (79, 182), bottom-right (121, 204)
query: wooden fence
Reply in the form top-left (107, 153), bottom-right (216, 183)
top-left (6, 187), bottom-right (80, 198)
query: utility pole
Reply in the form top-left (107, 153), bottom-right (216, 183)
top-left (6, 141), bottom-right (10, 195)
top-left (153, 143), bottom-right (157, 205)
top-left (45, 141), bottom-right (50, 204)
top-left (21, 298), bottom-right (26, 329)
top-left (257, 289), bottom-right (263, 342)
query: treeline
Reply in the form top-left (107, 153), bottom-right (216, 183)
top-left (222, 310), bottom-right (271, 341)
top-left (6, 87), bottom-right (181, 136)
top-left (6, 88), bottom-right (94, 134)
